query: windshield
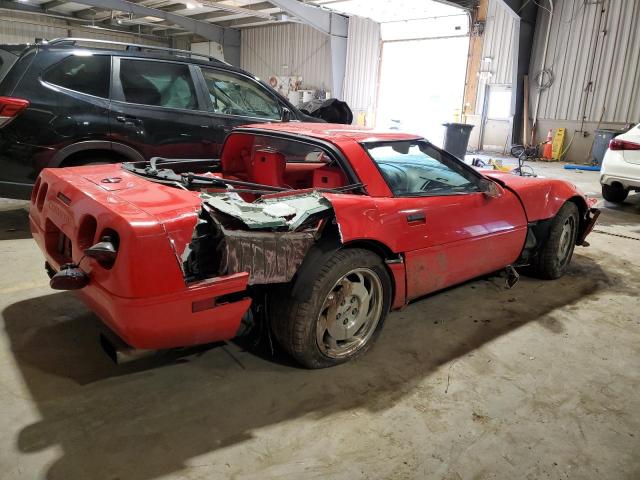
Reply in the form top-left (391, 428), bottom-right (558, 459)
top-left (364, 140), bottom-right (481, 196)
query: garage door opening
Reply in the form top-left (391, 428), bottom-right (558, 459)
top-left (376, 35), bottom-right (469, 147)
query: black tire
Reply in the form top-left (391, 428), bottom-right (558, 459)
top-left (602, 183), bottom-right (628, 203)
top-left (531, 202), bottom-right (580, 280)
top-left (271, 248), bottom-right (392, 369)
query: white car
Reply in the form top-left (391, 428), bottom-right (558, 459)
top-left (600, 123), bottom-right (640, 203)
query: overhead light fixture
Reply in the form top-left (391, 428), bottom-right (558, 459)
top-left (186, 1), bottom-right (201, 9)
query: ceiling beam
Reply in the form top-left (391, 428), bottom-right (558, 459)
top-left (161, 3), bottom-right (188, 13)
top-left (191, 2), bottom-right (275, 21)
top-left (268, 0), bottom-right (346, 36)
top-left (150, 1), bottom-right (276, 30)
top-left (68, 0), bottom-right (236, 41)
top-left (41, 0), bottom-right (67, 9)
top-left (215, 16), bottom-right (281, 28)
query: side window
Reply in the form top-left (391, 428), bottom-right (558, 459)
top-left (365, 140), bottom-right (481, 196)
top-left (119, 59), bottom-right (197, 110)
top-left (43, 54), bottom-right (110, 98)
top-left (201, 68), bottom-right (281, 120)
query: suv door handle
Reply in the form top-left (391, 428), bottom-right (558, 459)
top-left (115, 115), bottom-right (141, 125)
top-left (214, 125), bottom-right (232, 134)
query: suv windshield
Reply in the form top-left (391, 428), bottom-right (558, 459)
top-left (364, 140), bottom-right (480, 196)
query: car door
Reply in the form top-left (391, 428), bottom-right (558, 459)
top-left (194, 65), bottom-right (286, 150)
top-left (364, 140), bottom-right (527, 300)
top-left (109, 57), bottom-right (216, 159)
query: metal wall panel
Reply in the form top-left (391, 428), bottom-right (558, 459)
top-left (240, 23), bottom-right (332, 91)
top-left (529, 0), bottom-right (640, 123)
top-left (482, 0), bottom-right (519, 86)
top-left (0, 10), bottom-right (167, 47)
top-left (69, 28), bottom-right (167, 47)
top-left (342, 15), bottom-right (380, 119)
top-left (0, 11), bottom-right (68, 43)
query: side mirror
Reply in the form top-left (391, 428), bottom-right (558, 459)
top-left (281, 107), bottom-right (292, 123)
top-left (479, 178), bottom-right (503, 198)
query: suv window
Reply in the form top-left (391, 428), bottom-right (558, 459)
top-left (120, 59), bottom-right (198, 110)
top-left (201, 68), bottom-right (281, 120)
top-left (364, 140), bottom-right (481, 196)
top-left (43, 54), bottom-right (110, 98)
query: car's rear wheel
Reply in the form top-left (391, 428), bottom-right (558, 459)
top-left (602, 183), bottom-right (628, 203)
top-left (271, 248), bottom-right (391, 368)
top-left (532, 202), bottom-right (579, 279)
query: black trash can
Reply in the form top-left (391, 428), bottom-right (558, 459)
top-left (442, 123), bottom-right (474, 159)
top-left (591, 128), bottom-right (620, 166)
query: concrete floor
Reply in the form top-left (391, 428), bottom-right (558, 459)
top-left (0, 161), bottom-right (639, 480)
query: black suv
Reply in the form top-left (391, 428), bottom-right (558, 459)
top-left (0, 38), bottom-right (316, 199)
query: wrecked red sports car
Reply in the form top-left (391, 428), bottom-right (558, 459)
top-left (29, 123), bottom-right (599, 368)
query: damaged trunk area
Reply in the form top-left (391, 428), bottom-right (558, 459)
top-left (183, 191), bottom-right (333, 285)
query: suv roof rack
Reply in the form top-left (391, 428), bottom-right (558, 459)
top-left (43, 37), bottom-right (229, 65)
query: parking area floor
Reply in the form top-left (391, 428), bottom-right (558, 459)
top-left (0, 162), bottom-right (639, 479)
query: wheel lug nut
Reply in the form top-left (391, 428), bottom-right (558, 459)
top-left (337, 313), bottom-right (341, 319)
top-left (351, 298), bottom-right (355, 303)
top-left (352, 309), bottom-right (357, 314)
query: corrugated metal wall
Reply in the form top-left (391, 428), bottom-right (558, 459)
top-left (342, 16), bottom-right (381, 122)
top-left (69, 28), bottom-right (167, 47)
top-left (0, 10), bottom-right (167, 47)
top-left (240, 23), bottom-right (332, 90)
top-left (481, 0), bottom-right (519, 86)
top-left (0, 11), bottom-right (68, 43)
top-left (529, 0), bottom-right (640, 123)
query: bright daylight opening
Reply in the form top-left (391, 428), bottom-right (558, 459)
top-left (314, 0), bottom-right (470, 147)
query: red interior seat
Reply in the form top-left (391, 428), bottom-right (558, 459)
top-left (250, 148), bottom-right (289, 188)
top-left (312, 165), bottom-right (347, 189)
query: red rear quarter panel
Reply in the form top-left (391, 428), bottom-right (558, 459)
top-left (29, 164), bottom-right (252, 349)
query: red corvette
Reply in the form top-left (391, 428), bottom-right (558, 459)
top-left (29, 123), bottom-right (599, 368)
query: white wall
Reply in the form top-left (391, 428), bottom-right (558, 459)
top-left (342, 16), bottom-right (381, 124)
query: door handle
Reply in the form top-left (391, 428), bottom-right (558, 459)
top-left (115, 115), bottom-right (141, 125)
top-left (405, 211), bottom-right (426, 225)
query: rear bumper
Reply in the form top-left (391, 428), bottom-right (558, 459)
top-left (75, 270), bottom-right (252, 350)
top-left (600, 150), bottom-right (640, 190)
top-left (32, 216), bottom-right (252, 350)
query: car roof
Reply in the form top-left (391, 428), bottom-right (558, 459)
top-left (240, 122), bottom-right (423, 144)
